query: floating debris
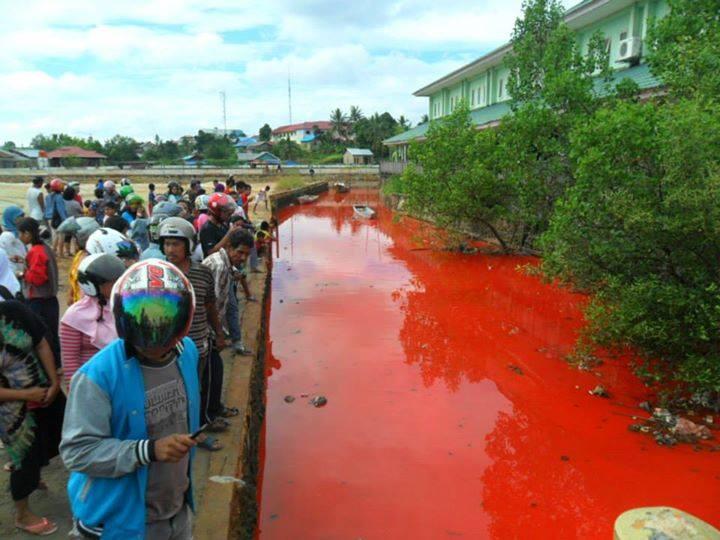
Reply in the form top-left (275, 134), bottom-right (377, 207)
top-left (284, 395), bottom-right (295, 403)
top-left (310, 396), bottom-right (328, 407)
top-left (560, 455), bottom-right (570, 462)
top-left (508, 364), bottom-right (524, 376)
top-left (589, 385), bottom-right (609, 398)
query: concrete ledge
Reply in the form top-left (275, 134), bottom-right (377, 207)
top-left (193, 267), bottom-right (271, 540)
top-left (269, 180), bottom-right (329, 211)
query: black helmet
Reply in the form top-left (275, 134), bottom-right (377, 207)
top-left (78, 253), bottom-right (126, 299)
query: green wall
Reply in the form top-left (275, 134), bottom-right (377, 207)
top-left (427, 0), bottom-right (669, 119)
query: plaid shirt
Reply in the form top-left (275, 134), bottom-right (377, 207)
top-left (202, 248), bottom-right (234, 320)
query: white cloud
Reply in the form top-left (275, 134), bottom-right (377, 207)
top-left (0, 0), bottom-right (578, 144)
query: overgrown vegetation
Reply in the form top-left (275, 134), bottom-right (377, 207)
top-left (400, 0), bottom-right (720, 396)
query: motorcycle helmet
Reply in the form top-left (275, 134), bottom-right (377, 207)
top-left (158, 217), bottom-right (196, 254)
top-left (86, 227), bottom-right (140, 262)
top-left (119, 185), bottom-right (134, 199)
top-left (75, 217), bottom-right (101, 249)
top-left (195, 194), bottom-right (210, 211)
top-left (152, 201), bottom-right (182, 218)
top-left (207, 192), bottom-right (236, 220)
top-left (77, 253), bottom-right (126, 299)
top-left (112, 259), bottom-right (195, 351)
top-left (50, 178), bottom-right (64, 193)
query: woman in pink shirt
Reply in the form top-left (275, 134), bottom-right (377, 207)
top-left (59, 253), bottom-right (126, 385)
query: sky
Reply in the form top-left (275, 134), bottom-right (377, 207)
top-left (0, 0), bottom-right (575, 145)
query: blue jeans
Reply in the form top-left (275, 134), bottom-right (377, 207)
top-left (226, 282), bottom-right (242, 343)
top-left (249, 245), bottom-right (258, 271)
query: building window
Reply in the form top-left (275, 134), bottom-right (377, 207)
top-left (498, 78), bottom-right (504, 99)
top-left (605, 37), bottom-right (611, 54)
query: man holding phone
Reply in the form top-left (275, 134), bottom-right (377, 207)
top-left (61, 259), bottom-right (200, 539)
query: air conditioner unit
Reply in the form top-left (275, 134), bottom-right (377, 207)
top-left (617, 37), bottom-right (642, 62)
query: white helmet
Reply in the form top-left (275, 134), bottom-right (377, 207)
top-left (195, 194), bottom-right (210, 211)
top-left (121, 178), bottom-right (132, 186)
top-left (86, 227), bottom-right (140, 261)
top-left (158, 217), bottom-right (196, 253)
top-left (77, 253), bottom-right (126, 298)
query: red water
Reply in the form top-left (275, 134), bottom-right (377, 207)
top-left (256, 191), bottom-right (719, 539)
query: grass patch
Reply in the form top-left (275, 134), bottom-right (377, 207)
top-left (275, 175), bottom-right (309, 192)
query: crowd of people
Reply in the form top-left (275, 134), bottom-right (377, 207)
top-left (0, 175), bottom-right (275, 537)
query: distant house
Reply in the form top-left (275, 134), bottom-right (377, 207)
top-left (236, 151), bottom-right (281, 168)
top-left (246, 140), bottom-right (274, 153)
top-left (343, 148), bottom-right (374, 165)
top-left (271, 121), bottom-right (333, 148)
top-left (47, 146), bottom-right (107, 167)
top-left (182, 151), bottom-right (204, 166)
top-left (11, 148), bottom-right (49, 168)
top-left (234, 137), bottom-right (258, 151)
top-left (0, 149), bottom-right (30, 168)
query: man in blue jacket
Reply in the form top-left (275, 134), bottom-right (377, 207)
top-left (60, 259), bottom-right (200, 539)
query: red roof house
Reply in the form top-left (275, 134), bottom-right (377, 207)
top-left (46, 146), bottom-right (107, 167)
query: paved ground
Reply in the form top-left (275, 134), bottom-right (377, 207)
top-left (0, 184), bottom-right (273, 538)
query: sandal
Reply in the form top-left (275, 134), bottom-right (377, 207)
top-left (15, 517), bottom-right (58, 536)
top-left (197, 436), bottom-right (223, 452)
top-left (218, 406), bottom-right (240, 418)
top-left (206, 418), bottom-right (230, 432)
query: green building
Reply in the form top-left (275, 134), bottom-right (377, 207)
top-left (383, 0), bottom-right (670, 162)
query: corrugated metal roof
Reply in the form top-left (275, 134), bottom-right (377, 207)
top-left (386, 64), bottom-right (662, 146)
top-left (345, 148), bottom-right (373, 156)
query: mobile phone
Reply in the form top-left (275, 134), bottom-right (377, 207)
top-left (190, 423), bottom-right (209, 439)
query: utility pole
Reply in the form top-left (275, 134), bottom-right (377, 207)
top-left (287, 70), bottom-right (293, 125)
top-left (219, 91), bottom-right (227, 135)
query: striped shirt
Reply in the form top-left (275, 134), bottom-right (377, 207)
top-left (184, 262), bottom-right (216, 358)
top-left (59, 322), bottom-right (98, 385)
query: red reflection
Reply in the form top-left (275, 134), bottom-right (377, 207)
top-left (255, 191), bottom-right (719, 539)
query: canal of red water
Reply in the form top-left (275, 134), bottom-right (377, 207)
top-left (256, 190), bottom-right (719, 539)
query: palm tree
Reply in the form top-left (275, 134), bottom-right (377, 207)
top-left (330, 108), bottom-right (347, 138)
top-left (397, 115), bottom-right (411, 131)
top-left (349, 105), bottom-right (364, 123)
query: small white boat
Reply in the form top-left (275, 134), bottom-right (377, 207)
top-left (353, 205), bottom-right (376, 219)
top-left (333, 182), bottom-right (349, 193)
top-left (297, 195), bottom-right (319, 204)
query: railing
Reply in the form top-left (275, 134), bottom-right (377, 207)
top-left (379, 161), bottom-right (422, 175)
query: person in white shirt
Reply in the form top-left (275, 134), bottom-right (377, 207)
top-left (253, 185), bottom-right (270, 213)
top-left (26, 177), bottom-right (45, 222)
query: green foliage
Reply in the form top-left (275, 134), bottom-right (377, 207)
top-left (354, 112), bottom-right (398, 158)
top-left (402, 102), bottom-right (514, 251)
top-left (316, 153), bottom-right (343, 164)
top-left (103, 135), bottom-right (139, 163)
top-left (2, 141), bottom-right (16, 150)
top-left (647, 0), bottom-right (720, 100)
top-left (205, 138), bottom-right (236, 161)
top-left (275, 175), bottom-right (308, 191)
top-left (541, 99), bottom-right (720, 392)
top-left (274, 139), bottom-right (304, 161)
top-left (31, 133), bottom-right (103, 152)
top-left (381, 175), bottom-right (407, 196)
top-left (142, 139), bottom-right (181, 162)
top-left (259, 123), bottom-right (272, 142)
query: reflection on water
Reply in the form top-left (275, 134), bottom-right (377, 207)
top-left (257, 191), bottom-right (719, 539)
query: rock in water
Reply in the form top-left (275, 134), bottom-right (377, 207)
top-left (310, 396), bottom-right (327, 407)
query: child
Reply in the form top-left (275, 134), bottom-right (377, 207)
top-left (103, 202), bottom-right (118, 224)
top-left (255, 221), bottom-right (275, 271)
top-left (253, 185), bottom-right (270, 213)
top-left (148, 183), bottom-right (156, 214)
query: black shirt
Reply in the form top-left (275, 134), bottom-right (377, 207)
top-left (0, 300), bottom-right (47, 350)
top-left (199, 220), bottom-right (228, 258)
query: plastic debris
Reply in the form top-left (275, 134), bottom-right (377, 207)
top-left (209, 475), bottom-right (246, 486)
top-left (310, 396), bottom-right (328, 407)
top-left (589, 385), bottom-right (609, 398)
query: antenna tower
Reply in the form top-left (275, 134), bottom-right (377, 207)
top-left (220, 91), bottom-right (227, 134)
top-left (288, 71), bottom-right (293, 125)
